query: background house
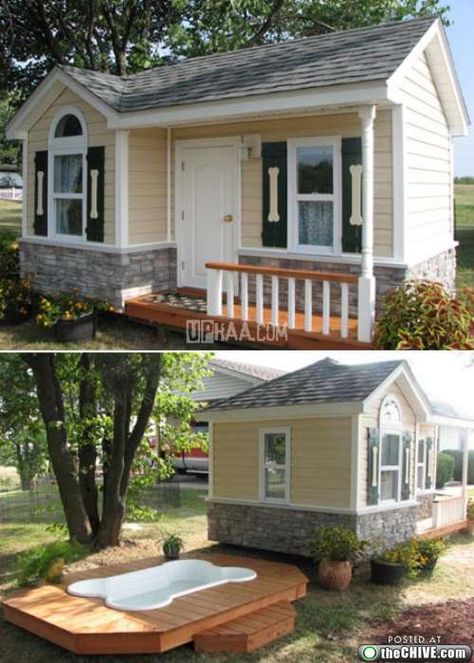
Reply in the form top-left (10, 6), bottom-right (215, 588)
top-left (201, 358), bottom-right (473, 554)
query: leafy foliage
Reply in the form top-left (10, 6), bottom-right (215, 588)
top-left (0, 232), bottom-right (19, 280)
top-left (436, 452), bottom-right (455, 489)
top-left (375, 280), bottom-right (474, 350)
top-left (467, 497), bottom-right (474, 521)
top-left (162, 532), bottom-right (184, 558)
top-left (35, 292), bottom-right (113, 328)
top-left (376, 537), bottom-right (446, 578)
top-left (14, 540), bottom-right (87, 587)
top-left (0, 277), bottom-right (34, 322)
top-left (307, 526), bottom-right (367, 562)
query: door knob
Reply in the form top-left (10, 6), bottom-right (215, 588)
top-left (223, 214), bottom-right (233, 223)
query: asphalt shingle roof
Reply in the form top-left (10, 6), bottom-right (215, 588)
top-left (210, 358), bottom-right (285, 383)
top-left (61, 17), bottom-right (436, 113)
top-left (205, 358), bottom-right (404, 411)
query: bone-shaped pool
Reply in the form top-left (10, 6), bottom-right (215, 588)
top-left (67, 559), bottom-right (257, 611)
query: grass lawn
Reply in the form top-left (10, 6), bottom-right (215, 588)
top-left (455, 185), bottom-right (474, 290)
top-left (0, 200), bottom-right (21, 234)
top-left (1, 486), bottom-right (473, 663)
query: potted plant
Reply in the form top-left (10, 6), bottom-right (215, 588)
top-left (466, 497), bottom-right (474, 536)
top-left (0, 277), bottom-right (34, 324)
top-left (371, 539), bottom-right (422, 585)
top-left (307, 525), bottom-right (367, 591)
top-left (162, 533), bottom-right (183, 560)
top-left (416, 538), bottom-right (446, 575)
top-left (35, 292), bottom-right (113, 342)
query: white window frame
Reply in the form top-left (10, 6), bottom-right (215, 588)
top-left (259, 427), bottom-right (291, 504)
top-left (416, 438), bottom-right (427, 493)
top-left (287, 136), bottom-right (342, 255)
top-left (379, 394), bottom-right (403, 504)
top-left (48, 106), bottom-right (88, 243)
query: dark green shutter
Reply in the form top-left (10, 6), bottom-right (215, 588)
top-left (34, 151), bottom-right (48, 236)
top-left (367, 427), bottom-right (380, 505)
top-left (86, 146), bottom-right (105, 242)
top-left (261, 142), bottom-right (287, 248)
top-left (341, 137), bottom-right (362, 253)
top-left (401, 432), bottom-right (412, 501)
top-left (425, 437), bottom-right (433, 489)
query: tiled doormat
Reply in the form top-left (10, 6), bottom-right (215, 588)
top-left (141, 292), bottom-right (208, 313)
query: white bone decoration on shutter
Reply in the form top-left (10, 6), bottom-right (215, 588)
top-left (349, 164), bottom-right (363, 226)
top-left (90, 169), bottom-right (99, 219)
top-left (267, 166), bottom-right (280, 223)
top-left (371, 446), bottom-right (378, 487)
top-left (36, 171), bottom-right (44, 215)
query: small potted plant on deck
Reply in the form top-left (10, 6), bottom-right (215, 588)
top-left (162, 533), bottom-right (183, 560)
top-left (35, 292), bottom-right (113, 342)
top-left (307, 525), bottom-right (367, 591)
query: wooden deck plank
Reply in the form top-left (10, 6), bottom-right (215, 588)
top-left (124, 291), bottom-right (372, 350)
top-left (2, 554), bottom-right (308, 655)
top-left (419, 519), bottom-right (469, 540)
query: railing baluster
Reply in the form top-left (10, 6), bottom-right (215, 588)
top-left (340, 283), bottom-right (349, 338)
top-left (322, 281), bottom-right (330, 335)
top-left (271, 275), bottom-right (279, 326)
top-left (256, 274), bottom-right (264, 325)
top-left (241, 272), bottom-right (249, 321)
top-left (226, 272), bottom-right (235, 318)
top-left (287, 277), bottom-right (296, 329)
top-left (206, 269), bottom-right (223, 316)
top-left (304, 279), bottom-right (312, 332)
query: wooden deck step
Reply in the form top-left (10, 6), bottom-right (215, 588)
top-left (194, 600), bottom-right (296, 654)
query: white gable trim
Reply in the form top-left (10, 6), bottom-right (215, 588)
top-left (387, 19), bottom-right (469, 136)
top-left (363, 363), bottom-right (432, 421)
top-left (6, 68), bottom-right (119, 140)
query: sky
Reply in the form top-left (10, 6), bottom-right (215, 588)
top-left (212, 350), bottom-right (474, 415)
top-left (448, 0), bottom-right (473, 176)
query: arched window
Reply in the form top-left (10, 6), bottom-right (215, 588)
top-left (378, 394), bottom-right (402, 503)
top-left (49, 108), bottom-right (87, 239)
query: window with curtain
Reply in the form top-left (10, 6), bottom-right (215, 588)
top-left (380, 432), bottom-right (401, 502)
top-left (261, 429), bottom-right (289, 502)
top-left (50, 111), bottom-right (86, 238)
top-left (291, 139), bottom-right (340, 252)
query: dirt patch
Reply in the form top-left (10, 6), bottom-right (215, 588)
top-left (369, 598), bottom-right (474, 648)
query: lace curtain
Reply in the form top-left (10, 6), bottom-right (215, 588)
top-left (298, 201), bottom-right (333, 247)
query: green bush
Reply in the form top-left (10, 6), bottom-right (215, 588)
top-left (375, 280), bottom-right (473, 350)
top-left (307, 526), bottom-right (367, 563)
top-left (443, 449), bottom-right (464, 482)
top-left (436, 452), bottom-right (455, 489)
top-left (14, 540), bottom-right (87, 587)
top-left (0, 232), bottom-right (20, 281)
top-left (0, 277), bottom-right (34, 322)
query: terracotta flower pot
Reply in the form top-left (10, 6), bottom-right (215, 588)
top-left (317, 559), bottom-right (353, 591)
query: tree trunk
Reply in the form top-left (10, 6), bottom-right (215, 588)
top-left (78, 354), bottom-right (100, 536)
top-left (23, 354), bottom-right (92, 544)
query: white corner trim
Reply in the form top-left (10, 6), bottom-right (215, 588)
top-left (392, 104), bottom-right (406, 261)
top-left (350, 415), bottom-right (361, 512)
top-left (115, 130), bottom-right (129, 248)
top-left (21, 138), bottom-right (28, 237)
top-left (166, 126), bottom-right (172, 242)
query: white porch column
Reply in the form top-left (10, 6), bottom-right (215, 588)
top-left (21, 137), bottom-right (28, 237)
top-left (357, 105), bottom-right (377, 343)
top-left (462, 429), bottom-right (469, 516)
top-left (115, 130), bottom-right (130, 248)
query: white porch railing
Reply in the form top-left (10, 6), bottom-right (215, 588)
top-left (432, 495), bottom-right (466, 528)
top-left (0, 187), bottom-right (22, 201)
top-left (205, 262), bottom-right (365, 341)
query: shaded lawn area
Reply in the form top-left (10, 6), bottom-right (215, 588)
top-left (455, 184), bottom-right (474, 227)
top-left (1, 485), bottom-right (473, 663)
top-left (456, 225), bottom-right (474, 290)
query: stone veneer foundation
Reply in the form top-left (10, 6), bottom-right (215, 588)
top-left (20, 241), bottom-right (177, 309)
top-left (207, 501), bottom-right (418, 556)
top-left (238, 248), bottom-right (456, 316)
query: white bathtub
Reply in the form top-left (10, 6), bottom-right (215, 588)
top-left (67, 559), bottom-right (257, 611)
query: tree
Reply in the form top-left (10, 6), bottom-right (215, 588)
top-left (19, 352), bottom-right (210, 549)
top-left (0, 355), bottom-right (47, 490)
top-left (0, 0), bottom-right (449, 101)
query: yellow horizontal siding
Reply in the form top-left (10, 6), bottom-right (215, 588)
top-left (213, 417), bottom-right (352, 509)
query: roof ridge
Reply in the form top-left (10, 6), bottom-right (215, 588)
top-left (127, 16), bottom-right (437, 82)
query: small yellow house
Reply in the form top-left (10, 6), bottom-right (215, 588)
top-left (200, 358), bottom-right (472, 553)
top-left (6, 17), bottom-right (469, 346)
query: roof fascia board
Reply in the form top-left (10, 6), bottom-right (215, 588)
top-left (199, 401), bottom-right (362, 423)
top-left (6, 68), bottom-right (119, 140)
top-left (363, 363), bottom-right (431, 420)
top-left (387, 19), bottom-right (469, 136)
top-left (107, 81), bottom-right (390, 129)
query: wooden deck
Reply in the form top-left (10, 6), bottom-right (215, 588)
top-left (2, 553), bottom-right (308, 655)
top-left (124, 289), bottom-right (371, 350)
top-left (418, 519), bottom-right (469, 540)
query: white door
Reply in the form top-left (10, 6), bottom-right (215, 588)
top-left (178, 141), bottom-right (239, 289)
